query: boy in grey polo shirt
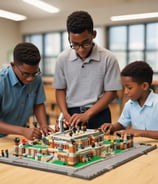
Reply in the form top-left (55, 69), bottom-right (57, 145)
top-left (54, 11), bottom-right (122, 129)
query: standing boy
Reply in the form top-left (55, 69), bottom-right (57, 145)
top-left (54, 11), bottom-right (122, 129)
top-left (0, 42), bottom-right (53, 140)
top-left (101, 61), bottom-right (158, 139)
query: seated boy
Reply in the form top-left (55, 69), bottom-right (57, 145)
top-left (101, 61), bottom-right (158, 139)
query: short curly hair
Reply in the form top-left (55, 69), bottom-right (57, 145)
top-left (13, 42), bottom-right (41, 66)
top-left (121, 61), bottom-right (153, 86)
top-left (67, 10), bottom-right (94, 34)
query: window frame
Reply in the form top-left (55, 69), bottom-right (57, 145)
top-left (106, 21), bottom-right (158, 73)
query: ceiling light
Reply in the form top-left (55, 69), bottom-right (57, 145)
top-left (22, 0), bottom-right (60, 13)
top-left (0, 9), bottom-right (27, 21)
top-left (111, 12), bottom-right (158, 21)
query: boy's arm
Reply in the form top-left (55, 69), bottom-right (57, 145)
top-left (121, 128), bottom-right (158, 140)
top-left (33, 103), bottom-right (54, 135)
top-left (101, 122), bottom-right (125, 134)
top-left (0, 121), bottom-right (42, 140)
top-left (56, 89), bottom-right (71, 122)
top-left (112, 122), bottom-right (125, 132)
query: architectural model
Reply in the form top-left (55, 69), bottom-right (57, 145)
top-left (0, 128), bottom-right (156, 180)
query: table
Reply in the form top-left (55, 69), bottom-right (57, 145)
top-left (0, 135), bottom-right (158, 184)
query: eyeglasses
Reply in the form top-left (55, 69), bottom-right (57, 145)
top-left (70, 40), bottom-right (93, 50)
top-left (16, 65), bottom-right (41, 78)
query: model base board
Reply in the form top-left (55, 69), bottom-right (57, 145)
top-left (0, 143), bottom-right (156, 180)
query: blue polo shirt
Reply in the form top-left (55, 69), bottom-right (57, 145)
top-left (118, 90), bottom-right (158, 130)
top-left (0, 65), bottom-right (46, 137)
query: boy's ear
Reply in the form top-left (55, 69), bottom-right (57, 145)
top-left (143, 82), bottom-right (149, 90)
top-left (10, 62), bottom-right (15, 67)
top-left (92, 30), bottom-right (96, 39)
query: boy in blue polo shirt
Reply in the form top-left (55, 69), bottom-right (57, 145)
top-left (101, 61), bottom-right (158, 139)
top-left (0, 42), bottom-right (53, 140)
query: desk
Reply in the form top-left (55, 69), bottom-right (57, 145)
top-left (0, 135), bottom-right (158, 184)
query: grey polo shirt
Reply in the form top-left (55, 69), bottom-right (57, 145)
top-left (53, 44), bottom-right (122, 108)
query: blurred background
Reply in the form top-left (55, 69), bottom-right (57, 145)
top-left (0, 0), bottom-right (158, 124)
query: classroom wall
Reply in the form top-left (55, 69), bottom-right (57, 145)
top-left (20, 16), bottom-right (67, 34)
top-left (0, 15), bottom-right (107, 66)
top-left (0, 5), bottom-right (158, 66)
top-left (0, 19), bottom-right (21, 66)
top-left (18, 0), bottom-right (158, 35)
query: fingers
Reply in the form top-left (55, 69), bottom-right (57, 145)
top-left (101, 123), bottom-right (113, 135)
top-left (55, 119), bottom-right (69, 132)
top-left (63, 119), bottom-right (69, 126)
top-left (23, 127), bottom-right (42, 140)
top-left (69, 113), bottom-right (86, 128)
top-left (56, 113), bottom-right (88, 131)
top-left (101, 123), bottom-right (109, 132)
top-left (47, 126), bottom-right (55, 134)
top-left (24, 126), bottom-right (55, 141)
top-left (55, 123), bottom-right (59, 132)
top-left (54, 120), bottom-right (60, 132)
top-left (32, 128), bottom-right (42, 139)
top-left (41, 126), bottom-right (55, 136)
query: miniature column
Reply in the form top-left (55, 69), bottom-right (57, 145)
top-left (58, 112), bottom-right (64, 132)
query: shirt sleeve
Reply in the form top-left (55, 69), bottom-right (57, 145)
top-left (34, 77), bottom-right (46, 104)
top-left (53, 54), bottom-right (67, 89)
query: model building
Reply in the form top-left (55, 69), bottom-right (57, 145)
top-left (11, 127), bottom-right (134, 166)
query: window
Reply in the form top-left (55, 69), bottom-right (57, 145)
top-left (44, 33), bottom-right (61, 75)
top-left (108, 26), bottom-right (127, 69)
top-left (24, 34), bottom-right (43, 71)
top-left (24, 32), bottom-right (62, 76)
top-left (146, 23), bottom-right (158, 71)
top-left (24, 27), bottom-right (103, 76)
top-left (107, 22), bottom-right (158, 73)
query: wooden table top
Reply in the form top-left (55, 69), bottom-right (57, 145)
top-left (0, 135), bottom-right (158, 184)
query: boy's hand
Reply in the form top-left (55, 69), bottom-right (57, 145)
top-left (55, 119), bottom-right (69, 132)
top-left (41, 126), bottom-right (54, 136)
top-left (101, 123), bottom-right (113, 134)
top-left (23, 127), bottom-right (42, 140)
top-left (69, 113), bottom-right (89, 128)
